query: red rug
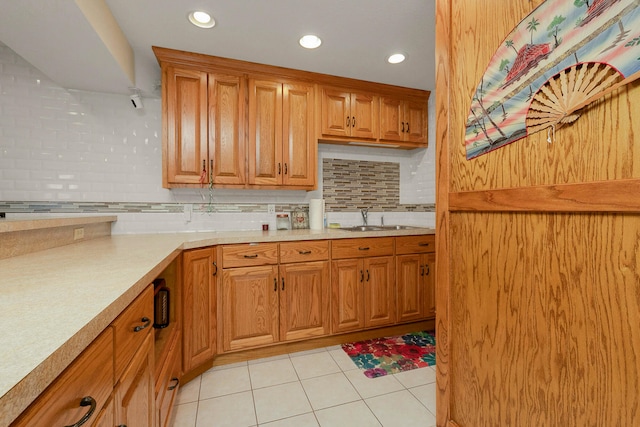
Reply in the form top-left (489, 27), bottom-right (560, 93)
top-left (341, 331), bottom-right (436, 378)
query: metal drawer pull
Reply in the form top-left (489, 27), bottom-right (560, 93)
top-left (425, 264), bottom-right (430, 275)
top-left (366, 270), bottom-right (370, 281)
top-left (168, 377), bottom-right (180, 391)
top-left (298, 250), bottom-right (312, 255)
top-left (213, 261), bottom-right (218, 276)
top-left (358, 247), bottom-right (370, 251)
top-left (418, 242), bottom-right (430, 247)
top-left (64, 396), bottom-right (96, 427)
top-left (274, 278), bottom-right (277, 292)
top-left (346, 116), bottom-right (351, 127)
top-left (284, 163), bottom-right (288, 175)
top-left (420, 265), bottom-right (425, 276)
top-left (282, 277), bottom-right (285, 291)
top-left (243, 254), bottom-right (259, 258)
top-left (360, 270), bottom-right (364, 282)
top-left (134, 317), bottom-right (151, 332)
top-left (352, 116), bottom-right (356, 127)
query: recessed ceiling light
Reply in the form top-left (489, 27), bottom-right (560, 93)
top-left (188, 10), bottom-right (215, 28)
top-left (299, 35), bottom-right (322, 49)
top-left (387, 53), bottom-right (406, 64)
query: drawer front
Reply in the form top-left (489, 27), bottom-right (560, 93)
top-left (331, 237), bottom-right (394, 259)
top-left (11, 328), bottom-right (114, 427)
top-left (157, 330), bottom-right (181, 427)
top-left (279, 240), bottom-right (329, 263)
top-left (395, 235), bottom-right (436, 254)
top-left (222, 242), bottom-right (279, 268)
top-left (112, 285), bottom-right (154, 380)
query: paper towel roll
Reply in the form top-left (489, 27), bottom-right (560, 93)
top-left (309, 199), bottom-right (325, 230)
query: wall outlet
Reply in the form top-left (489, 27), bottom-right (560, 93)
top-left (73, 228), bottom-right (84, 240)
top-left (183, 204), bottom-right (193, 222)
top-left (267, 204), bottom-right (276, 214)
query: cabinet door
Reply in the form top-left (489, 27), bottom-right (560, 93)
top-left (164, 66), bottom-right (208, 186)
top-left (331, 259), bottom-right (365, 333)
top-left (115, 333), bottom-right (155, 427)
top-left (182, 247), bottom-right (217, 372)
top-left (351, 92), bottom-right (378, 139)
top-left (424, 252), bottom-right (436, 318)
top-left (92, 394), bottom-right (114, 427)
top-left (404, 98), bottom-right (428, 144)
top-left (364, 256), bottom-right (396, 327)
top-left (396, 254), bottom-right (425, 322)
top-left (282, 82), bottom-right (316, 187)
top-left (320, 87), bottom-right (351, 138)
top-left (249, 79), bottom-right (283, 185)
top-left (379, 96), bottom-right (404, 142)
top-left (222, 265), bottom-right (279, 351)
top-left (209, 73), bottom-right (246, 185)
top-left (279, 261), bottom-right (330, 341)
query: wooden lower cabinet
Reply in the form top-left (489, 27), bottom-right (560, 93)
top-left (182, 247), bottom-right (217, 372)
top-left (279, 260), bottom-right (330, 341)
top-left (156, 329), bottom-right (182, 427)
top-left (331, 256), bottom-right (395, 333)
top-left (115, 333), bottom-right (155, 427)
top-left (222, 265), bottom-right (280, 351)
top-left (396, 253), bottom-right (436, 321)
top-left (10, 329), bottom-right (114, 427)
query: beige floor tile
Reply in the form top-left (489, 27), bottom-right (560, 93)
top-left (392, 366), bottom-right (436, 388)
top-left (301, 372), bottom-right (361, 410)
top-left (249, 358), bottom-right (299, 389)
top-left (253, 381), bottom-right (313, 424)
top-left (258, 412), bottom-right (319, 427)
top-left (200, 365), bottom-right (251, 400)
top-left (196, 391), bottom-right (256, 427)
top-left (176, 376), bottom-right (201, 405)
top-left (290, 351), bottom-right (341, 379)
top-left (172, 402), bottom-right (198, 427)
top-left (365, 390), bottom-right (435, 427)
top-left (327, 348), bottom-right (359, 372)
top-left (408, 383), bottom-right (437, 415)
top-left (315, 401), bottom-right (382, 427)
top-left (344, 369), bottom-right (404, 399)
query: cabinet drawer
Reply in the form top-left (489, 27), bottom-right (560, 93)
top-left (112, 285), bottom-right (154, 380)
top-left (395, 235), bottom-right (435, 254)
top-left (156, 330), bottom-right (181, 427)
top-left (279, 240), bottom-right (329, 263)
top-left (331, 237), bottom-right (394, 259)
top-left (11, 328), bottom-right (114, 427)
top-left (222, 242), bottom-right (279, 268)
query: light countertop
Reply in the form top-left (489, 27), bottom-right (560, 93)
top-left (0, 225), bottom-right (434, 426)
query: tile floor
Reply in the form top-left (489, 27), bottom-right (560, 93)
top-left (172, 345), bottom-right (437, 427)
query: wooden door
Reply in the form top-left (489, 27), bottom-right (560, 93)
top-left (282, 82), bottom-right (315, 187)
top-left (222, 265), bottom-right (279, 351)
top-left (396, 254), bottom-right (425, 322)
top-left (320, 87), bottom-right (351, 137)
top-left (115, 334), bottom-right (155, 427)
top-left (279, 261), bottom-right (330, 341)
top-left (164, 66), bottom-right (208, 186)
top-left (350, 92), bottom-right (378, 139)
top-left (208, 73), bottom-right (245, 185)
top-left (331, 258), bottom-right (365, 333)
top-left (363, 256), bottom-right (395, 327)
top-left (379, 96), bottom-right (404, 142)
top-left (182, 247), bottom-right (217, 372)
top-left (404, 98), bottom-right (428, 144)
top-left (248, 79), bottom-right (283, 185)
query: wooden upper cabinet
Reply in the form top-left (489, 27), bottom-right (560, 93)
top-left (380, 96), bottom-right (428, 145)
top-left (162, 65), bottom-right (245, 188)
top-left (320, 87), bottom-right (377, 139)
top-left (248, 78), bottom-right (316, 189)
top-left (209, 74), bottom-right (245, 186)
top-left (164, 66), bottom-right (208, 187)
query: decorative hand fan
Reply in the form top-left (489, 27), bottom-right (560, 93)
top-left (465, 0), bottom-right (640, 160)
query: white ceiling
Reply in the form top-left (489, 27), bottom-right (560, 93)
top-left (0, 0), bottom-right (435, 97)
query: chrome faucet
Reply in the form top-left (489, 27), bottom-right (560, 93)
top-left (361, 208), bottom-right (369, 226)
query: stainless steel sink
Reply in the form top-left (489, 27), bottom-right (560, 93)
top-left (339, 225), bottom-right (419, 232)
top-left (339, 225), bottom-right (385, 231)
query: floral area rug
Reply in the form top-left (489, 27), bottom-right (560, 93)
top-left (341, 331), bottom-right (436, 378)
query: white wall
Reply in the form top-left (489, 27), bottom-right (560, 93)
top-left (0, 42), bottom-right (436, 233)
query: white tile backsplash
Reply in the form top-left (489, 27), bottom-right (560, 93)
top-left (0, 41), bottom-right (436, 234)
